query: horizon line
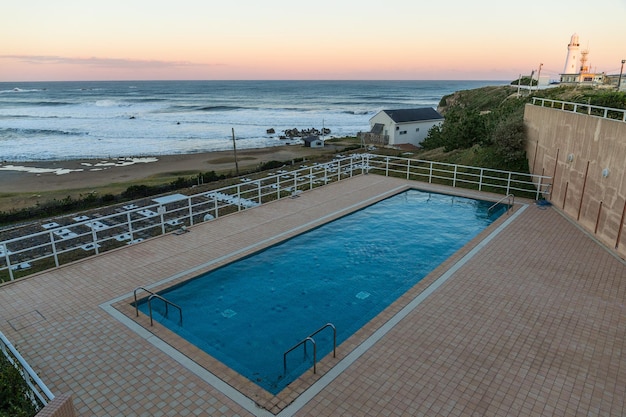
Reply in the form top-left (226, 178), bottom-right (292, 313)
top-left (0, 78), bottom-right (515, 83)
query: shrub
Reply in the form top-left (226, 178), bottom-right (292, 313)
top-left (259, 161), bottom-right (286, 171)
top-left (122, 185), bottom-right (152, 199)
top-left (0, 354), bottom-right (39, 417)
top-left (492, 116), bottom-right (527, 163)
top-left (422, 107), bottom-right (488, 152)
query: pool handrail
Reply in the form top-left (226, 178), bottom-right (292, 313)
top-left (488, 193), bottom-right (515, 215)
top-left (310, 323), bottom-right (336, 359)
top-left (283, 323), bottom-right (336, 375)
top-left (284, 337), bottom-right (316, 374)
top-left (133, 286), bottom-right (154, 317)
top-left (146, 293), bottom-right (183, 326)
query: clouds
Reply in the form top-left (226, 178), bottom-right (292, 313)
top-left (0, 55), bottom-right (226, 80)
top-left (0, 54), bottom-right (203, 69)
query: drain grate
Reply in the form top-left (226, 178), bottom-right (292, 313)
top-left (8, 310), bottom-right (47, 331)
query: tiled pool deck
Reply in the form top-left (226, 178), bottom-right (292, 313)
top-left (1, 175), bottom-right (625, 416)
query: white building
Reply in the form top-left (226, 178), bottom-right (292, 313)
top-left (563, 33), bottom-right (580, 75)
top-left (303, 136), bottom-right (324, 148)
top-left (559, 33), bottom-right (606, 86)
top-left (367, 108), bottom-right (444, 147)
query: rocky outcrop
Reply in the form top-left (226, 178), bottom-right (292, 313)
top-left (280, 127), bottom-right (331, 139)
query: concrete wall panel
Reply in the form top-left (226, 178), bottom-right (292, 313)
top-left (524, 104), bottom-right (626, 259)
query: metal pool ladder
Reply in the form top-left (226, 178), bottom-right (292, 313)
top-left (488, 193), bottom-right (515, 215)
top-left (283, 323), bottom-right (336, 374)
top-left (133, 287), bottom-right (183, 326)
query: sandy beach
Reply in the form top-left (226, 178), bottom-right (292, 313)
top-left (0, 144), bottom-right (344, 194)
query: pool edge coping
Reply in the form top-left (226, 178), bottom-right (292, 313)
top-left (99, 186), bottom-right (528, 417)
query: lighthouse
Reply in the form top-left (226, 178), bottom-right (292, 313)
top-left (563, 33), bottom-right (580, 74)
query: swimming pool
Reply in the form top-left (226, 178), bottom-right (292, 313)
top-left (136, 189), bottom-right (506, 394)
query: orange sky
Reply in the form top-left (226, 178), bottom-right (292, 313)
top-left (1, 0), bottom-right (625, 81)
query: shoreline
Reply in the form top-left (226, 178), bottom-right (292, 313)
top-left (0, 144), bottom-right (343, 194)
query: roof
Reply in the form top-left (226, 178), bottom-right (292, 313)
top-left (371, 123), bottom-right (384, 134)
top-left (303, 136), bottom-right (322, 143)
top-left (378, 108), bottom-right (443, 123)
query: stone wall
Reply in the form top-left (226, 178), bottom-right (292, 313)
top-left (524, 104), bottom-right (626, 259)
top-left (35, 394), bottom-right (76, 417)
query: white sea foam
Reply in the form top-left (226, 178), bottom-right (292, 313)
top-left (0, 80), bottom-right (506, 161)
top-left (0, 165), bottom-right (84, 175)
top-left (0, 157), bottom-right (159, 176)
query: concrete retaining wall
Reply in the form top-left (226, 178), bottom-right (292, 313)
top-left (525, 104), bottom-right (626, 259)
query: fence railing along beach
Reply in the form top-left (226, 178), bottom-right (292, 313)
top-left (0, 153), bottom-right (551, 282)
top-left (531, 97), bottom-right (626, 122)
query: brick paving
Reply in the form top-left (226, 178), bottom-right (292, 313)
top-left (0, 174), bottom-right (624, 416)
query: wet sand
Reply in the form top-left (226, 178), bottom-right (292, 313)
top-left (0, 145), bottom-right (339, 193)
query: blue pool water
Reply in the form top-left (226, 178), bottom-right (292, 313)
top-left (137, 190), bottom-right (506, 394)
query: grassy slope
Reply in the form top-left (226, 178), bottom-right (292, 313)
top-left (419, 83), bottom-right (625, 172)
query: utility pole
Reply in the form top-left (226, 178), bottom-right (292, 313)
top-left (618, 59), bottom-right (625, 91)
top-left (517, 74), bottom-right (522, 97)
top-left (536, 63), bottom-right (543, 91)
top-left (232, 128), bottom-right (239, 176)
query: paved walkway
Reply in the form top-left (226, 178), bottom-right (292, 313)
top-left (0, 175), bottom-right (624, 416)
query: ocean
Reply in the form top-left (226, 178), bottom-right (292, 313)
top-left (0, 80), bottom-right (506, 161)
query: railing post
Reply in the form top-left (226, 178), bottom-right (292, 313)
top-left (506, 172), bottom-right (512, 195)
top-left (4, 245), bottom-right (14, 281)
top-left (237, 184), bottom-right (242, 212)
top-left (1, 243), bottom-right (14, 281)
top-left (126, 211), bottom-right (134, 241)
top-left (536, 176), bottom-right (543, 200)
top-left (429, 161), bottom-right (433, 183)
top-left (50, 231), bottom-right (59, 268)
top-left (213, 194), bottom-right (219, 219)
top-left (159, 206), bottom-right (166, 235)
top-left (257, 180), bottom-right (262, 204)
top-left (453, 165), bottom-right (457, 188)
top-left (406, 158), bottom-right (411, 179)
top-left (337, 159), bottom-right (342, 181)
top-left (188, 196), bottom-right (194, 226)
top-left (91, 228), bottom-right (99, 255)
top-left (385, 157), bottom-right (389, 177)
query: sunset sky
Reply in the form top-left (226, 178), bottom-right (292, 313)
top-left (2, 0), bottom-right (625, 81)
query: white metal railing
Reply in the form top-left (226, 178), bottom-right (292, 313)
top-left (531, 97), bottom-right (626, 122)
top-left (364, 154), bottom-right (550, 200)
top-left (0, 154), bottom-right (551, 282)
top-left (0, 330), bottom-right (54, 410)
